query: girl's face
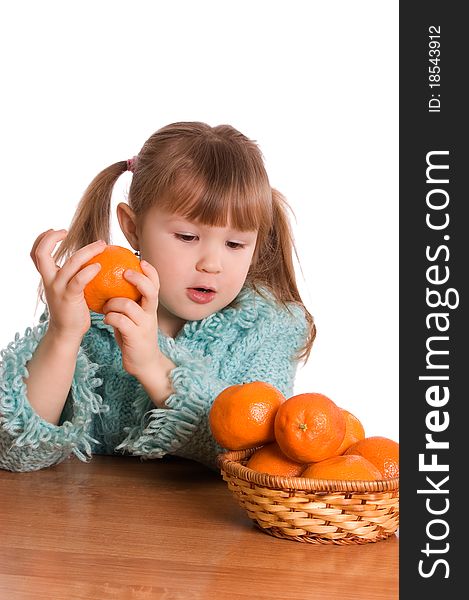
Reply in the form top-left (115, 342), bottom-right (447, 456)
top-left (119, 203), bottom-right (258, 337)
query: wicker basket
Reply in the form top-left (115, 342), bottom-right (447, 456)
top-left (217, 448), bottom-right (399, 545)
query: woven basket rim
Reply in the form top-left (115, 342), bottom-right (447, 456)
top-left (217, 448), bottom-right (399, 493)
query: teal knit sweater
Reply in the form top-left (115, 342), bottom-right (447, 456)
top-left (0, 286), bottom-right (308, 473)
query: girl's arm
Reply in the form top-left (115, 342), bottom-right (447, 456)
top-left (0, 231), bottom-right (111, 472)
top-left (23, 230), bottom-right (112, 424)
top-left (23, 328), bottom-right (82, 425)
top-left (0, 319), bottom-right (104, 472)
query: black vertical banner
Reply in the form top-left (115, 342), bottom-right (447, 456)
top-left (400, 2), bottom-right (465, 596)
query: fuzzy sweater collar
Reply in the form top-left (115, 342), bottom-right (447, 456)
top-left (89, 285), bottom-right (281, 343)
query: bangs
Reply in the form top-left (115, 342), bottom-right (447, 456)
top-left (160, 173), bottom-right (272, 234)
top-left (156, 140), bottom-right (273, 234)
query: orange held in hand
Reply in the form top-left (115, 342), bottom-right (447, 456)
top-left (345, 436), bottom-right (399, 479)
top-left (274, 392), bottom-right (346, 463)
top-left (246, 442), bottom-right (305, 477)
top-left (209, 381), bottom-right (286, 451)
top-left (83, 245), bottom-right (143, 314)
top-left (301, 454), bottom-right (382, 481)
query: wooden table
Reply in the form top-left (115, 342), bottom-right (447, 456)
top-left (0, 455), bottom-right (398, 599)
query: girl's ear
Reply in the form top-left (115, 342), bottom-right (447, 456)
top-left (117, 203), bottom-right (140, 251)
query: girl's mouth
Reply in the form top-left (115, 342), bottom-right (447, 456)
top-left (186, 288), bottom-right (217, 304)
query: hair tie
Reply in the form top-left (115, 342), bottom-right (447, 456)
top-left (127, 156), bottom-right (138, 173)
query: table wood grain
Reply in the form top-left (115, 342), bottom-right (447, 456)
top-left (0, 455), bottom-right (398, 600)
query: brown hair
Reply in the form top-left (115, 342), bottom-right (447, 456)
top-left (52, 122), bottom-right (316, 362)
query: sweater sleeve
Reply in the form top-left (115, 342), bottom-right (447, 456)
top-left (0, 321), bottom-right (105, 472)
top-left (115, 302), bottom-right (308, 470)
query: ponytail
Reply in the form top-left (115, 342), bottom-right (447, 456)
top-left (53, 160), bottom-right (128, 266)
top-left (247, 188), bottom-right (316, 363)
top-left (36, 161), bottom-right (127, 308)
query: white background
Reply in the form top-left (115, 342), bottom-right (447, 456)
top-left (0, 1), bottom-right (398, 441)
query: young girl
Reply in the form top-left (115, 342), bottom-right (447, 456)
top-left (0, 121), bottom-right (316, 473)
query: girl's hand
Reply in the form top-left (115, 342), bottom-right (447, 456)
top-left (30, 229), bottom-right (107, 342)
top-left (101, 260), bottom-right (161, 379)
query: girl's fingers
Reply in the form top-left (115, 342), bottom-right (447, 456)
top-left (30, 229), bottom-right (53, 267)
top-left (56, 239), bottom-right (106, 288)
top-left (103, 311), bottom-right (135, 338)
top-left (102, 297), bottom-right (142, 325)
top-left (66, 262), bottom-right (102, 296)
top-left (125, 260), bottom-right (160, 314)
top-left (32, 229), bottom-right (68, 286)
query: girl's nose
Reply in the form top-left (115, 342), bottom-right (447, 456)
top-left (196, 249), bottom-right (222, 274)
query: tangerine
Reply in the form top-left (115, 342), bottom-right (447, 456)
top-left (335, 408), bottom-right (366, 455)
top-left (301, 454), bottom-right (382, 481)
top-left (274, 393), bottom-right (346, 463)
top-left (209, 381), bottom-right (286, 451)
top-left (344, 436), bottom-right (399, 479)
top-left (83, 245), bottom-right (143, 314)
top-left (245, 442), bottom-right (305, 477)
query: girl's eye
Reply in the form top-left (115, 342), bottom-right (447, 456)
top-left (226, 241), bottom-right (245, 250)
top-left (175, 233), bottom-right (245, 249)
top-left (175, 233), bottom-right (197, 242)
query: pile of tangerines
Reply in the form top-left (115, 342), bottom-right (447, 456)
top-left (209, 381), bottom-right (399, 480)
